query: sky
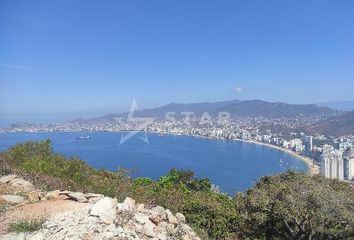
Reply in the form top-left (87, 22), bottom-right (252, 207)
top-left (1, 0), bottom-right (354, 123)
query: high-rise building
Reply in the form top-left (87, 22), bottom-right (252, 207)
top-left (320, 145), bottom-right (344, 180)
top-left (304, 136), bottom-right (313, 157)
top-left (343, 147), bottom-right (354, 181)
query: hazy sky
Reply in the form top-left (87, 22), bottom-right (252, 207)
top-left (1, 0), bottom-right (354, 121)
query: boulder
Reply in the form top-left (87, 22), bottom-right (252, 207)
top-left (142, 220), bottom-right (157, 238)
top-left (0, 194), bottom-right (25, 204)
top-left (45, 190), bottom-right (61, 199)
top-left (84, 193), bottom-right (104, 203)
top-left (27, 191), bottom-right (41, 202)
top-left (0, 174), bottom-right (18, 184)
top-left (166, 209), bottom-right (178, 225)
top-left (9, 178), bottom-right (34, 192)
top-left (67, 192), bottom-right (88, 203)
top-left (117, 197), bottom-right (135, 212)
top-left (176, 212), bottom-right (186, 223)
top-left (90, 197), bottom-right (117, 224)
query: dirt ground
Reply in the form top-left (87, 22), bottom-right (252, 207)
top-left (0, 199), bottom-right (91, 235)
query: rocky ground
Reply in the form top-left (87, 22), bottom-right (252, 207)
top-left (0, 174), bottom-right (200, 240)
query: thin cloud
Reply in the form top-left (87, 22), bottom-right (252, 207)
top-left (234, 86), bottom-right (243, 93)
top-left (0, 64), bottom-right (33, 70)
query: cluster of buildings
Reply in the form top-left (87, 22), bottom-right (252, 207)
top-left (320, 144), bottom-right (354, 181)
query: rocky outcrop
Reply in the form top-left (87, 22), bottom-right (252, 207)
top-left (0, 174), bottom-right (200, 240)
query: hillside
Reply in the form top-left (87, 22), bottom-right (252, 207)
top-left (306, 110), bottom-right (354, 136)
top-left (83, 99), bottom-right (336, 123)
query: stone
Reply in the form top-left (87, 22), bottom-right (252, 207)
top-left (117, 197), bottom-right (135, 212)
top-left (0, 195), bottom-right (201, 240)
top-left (67, 192), bottom-right (88, 203)
top-left (45, 190), bottom-right (61, 199)
top-left (90, 197), bottom-right (117, 224)
top-left (0, 174), bottom-right (18, 183)
top-left (136, 203), bottom-right (145, 212)
top-left (176, 212), bottom-right (186, 223)
top-left (166, 209), bottom-right (178, 225)
top-left (0, 232), bottom-right (25, 240)
top-left (26, 231), bottom-right (45, 240)
top-left (133, 213), bottom-right (149, 224)
top-left (142, 220), bottom-right (157, 238)
top-left (28, 191), bottom-right (41, 202)
top-left (59, 190), bottom-right (72, 195)
top-left (84, 193), bottom-right (104, 199)
top-left (9, 178), bottom-right (34, 192)
top-left (0, 194), bottom-right (25, 204)
top-left (85, 193), bottom-right (104, 204)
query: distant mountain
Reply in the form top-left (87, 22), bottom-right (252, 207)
top-left (317, 100), bottom-right (354, 111)
top-left (306, 111), bottom-right (354, 137)
top-left (83, 99), bottom-right (336, 122)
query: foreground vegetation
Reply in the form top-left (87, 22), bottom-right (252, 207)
top-left (1, 140), bottom-right (353, 239)
top-left (8, 218), bottom-right (45, 233)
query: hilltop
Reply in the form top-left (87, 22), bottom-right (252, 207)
top-left (306, 110), bottom-right (354, 137)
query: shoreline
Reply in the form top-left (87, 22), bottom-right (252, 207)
top-left (231, 139), bottom-right (319, 176)
top-left (0, 130), bottom-right (320, 176)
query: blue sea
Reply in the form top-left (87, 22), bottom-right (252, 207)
top-left (0, 132), bottom-right (308, 194)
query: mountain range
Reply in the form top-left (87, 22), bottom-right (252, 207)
top-left (305, 110), bottom-right (354, 137)
top-left (88, 99), bottom-right (336, 122)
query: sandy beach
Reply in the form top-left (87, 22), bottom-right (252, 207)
top-left (156, 131), bottom-right (320, 176)
top-left (233, 139), bottom-right (320, 176)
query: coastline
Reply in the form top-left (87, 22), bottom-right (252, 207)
top-left (231, 139), bottom-right (319, 176)
top-left (0, 130), bottom-right (320, 176)
top-left (145, 131), bottom-right (320, 176)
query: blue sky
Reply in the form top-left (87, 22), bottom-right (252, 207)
top-left (1, 0), bottom-right (354, 122)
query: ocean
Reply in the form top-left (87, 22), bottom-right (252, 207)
top-left (0, 131), bottom-right (308, 194)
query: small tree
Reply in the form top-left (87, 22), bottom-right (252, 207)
top-left (240, 171), bottom-right (354, 240)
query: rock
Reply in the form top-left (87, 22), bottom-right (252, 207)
top-left (67, 192), bottom-right (88, 203)
top-left (26, 231), bottom-right (45, 240)
top-left (117, 197), bottom-right (135, 212)
top-left (27, 191), bottom-right (41, 202)
top-left (90, 197), bottom-right (117, 224)
top-left (142, 220), bottom-right (157, 238)
top-left (136, 203), bottom-right (145, 212)
top-left (0, 232), bottom-right (25, 240)
top-left (1, 195), bottom-right (201, 240)
top-left (84, 193), bottom-right (104, 204)
top-left (0, 174), bottom-right (18, 183)
top-left (0, 194), bottom-right (25, 204)
top-left (133, 213), bottom-right (149, 224)
top-left (176, 212), bottom-right (186, 223)
top-left (166, 209), bottom-right (178, 225)
top-left (45, 190), bottom-right (61, 199)
top-left (59, 190), bottom-right (72, 195)
top-left (149, 206), bottom-right (167, 225)
top-left (9, 178), bottom-right (34, 192)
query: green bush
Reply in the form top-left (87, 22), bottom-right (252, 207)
top-left (9, 219), bottom-right (44, 233)
top-left (240, 171), bottom-right (354, 240)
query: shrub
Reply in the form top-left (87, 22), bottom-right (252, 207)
top-left (240, 171), bottom-right (354, 240)
top-left (9, 219), bottom-right (44, 233)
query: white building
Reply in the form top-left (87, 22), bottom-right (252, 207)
top-left (343, 147), bottom-right (354, 181)
top-left (320, 145), bottom-right (344, 180)
top-left (304, 136), bottom-right (313, 156)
